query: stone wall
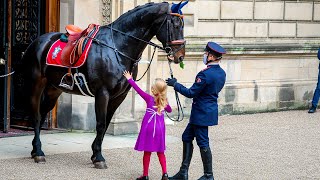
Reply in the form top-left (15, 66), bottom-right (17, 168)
top-left (152, 0), bottom-right (320, 116)
top-left (157, 47), bottom-right (318, 117)
top-left (180, 0), bottom-right (320, 38)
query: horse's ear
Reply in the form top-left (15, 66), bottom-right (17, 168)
top-left (180, 0), bottom-right (189, 10)
top-left (171, 1), bottom-right (182, 14)
top-left (171, 0), bottom-right (189, 14)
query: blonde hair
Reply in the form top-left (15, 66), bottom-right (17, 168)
top-left (151, 78), bottom-right (168, 114)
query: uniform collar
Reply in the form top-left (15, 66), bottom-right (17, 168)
top-left (207, 63), bottom-right (220, 67)
top-left (207, 60), bottom-right (220, 66)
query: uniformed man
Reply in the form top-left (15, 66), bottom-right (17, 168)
top-left (308, 48), bottom-right (320, 113)
top-left (166, 42), bottom-right (226, 180)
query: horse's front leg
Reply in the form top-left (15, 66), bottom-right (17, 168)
top-left (91, 88), bottom-right (110, 169)
top-left (92, 92), bottom-right (130, 168)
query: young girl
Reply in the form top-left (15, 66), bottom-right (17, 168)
top-left (123, 70), bottom-right (172, 180)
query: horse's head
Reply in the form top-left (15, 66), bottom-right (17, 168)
top-left (109, 1), bottom-right (188, 64)
top-left (155, 1), bottom-right (188, 64)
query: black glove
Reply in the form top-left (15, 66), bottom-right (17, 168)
top-left (166, 78), bottom-right (177, 87)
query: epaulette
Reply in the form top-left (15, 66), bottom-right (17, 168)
top-left (201, 66), bottom-right (211, 72)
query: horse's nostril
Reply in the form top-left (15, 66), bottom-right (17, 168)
top-left (179, 56), bottom-right (184, 61)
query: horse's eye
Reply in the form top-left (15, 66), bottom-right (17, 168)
top-left (173, 18), bottom-right (181, 27)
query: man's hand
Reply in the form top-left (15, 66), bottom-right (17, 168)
top-left (166, 78), bottom-right (177, 87)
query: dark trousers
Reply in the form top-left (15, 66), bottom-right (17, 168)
top-left (312, 64), bottom-right (320, 107)
top-left (182, 123), bottom-right (209, 148)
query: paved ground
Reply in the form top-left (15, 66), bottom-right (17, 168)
top-left (0, 110), bottom-right (320, 180)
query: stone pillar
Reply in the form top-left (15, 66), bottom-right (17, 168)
top-left (106, 90), bottom-right (139, 135)
top-left (57, 0), bottom-right (107, 131)
top-left (58, 95), bottom-right (96, 131)
top-left (59, 0), bottom-right (74, 32)
top-left (74, 0), bottom-right (101, 29)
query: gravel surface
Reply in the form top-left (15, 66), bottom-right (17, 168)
top-left (0, 110), bottom-right (320, 180)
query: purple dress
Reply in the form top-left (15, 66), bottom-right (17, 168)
top-left (128, 78), bottom-right (172, 152)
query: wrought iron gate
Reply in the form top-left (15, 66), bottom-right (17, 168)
top-left (0, 0), bottom-right (7, 131)
top-left (11, 0), bottom-right (46, 124)
top-left (1, 0), bottom-right (46, 130)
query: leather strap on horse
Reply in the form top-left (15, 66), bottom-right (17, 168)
top-left (77, 37), bottom-right (86, 56)
top-left (0, 71), bottom-right (15, 78)
top-left (69, 36), bottom-right (86, 65)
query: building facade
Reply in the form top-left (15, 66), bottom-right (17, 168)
top-left (56, 0), bottom-right (320, 134)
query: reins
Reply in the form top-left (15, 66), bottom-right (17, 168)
top-left (135, 46), bottom-right (157, 82)
top-left (91, 9), bottom-right (185, 121)
top-left (107, 25), bottom-right (166, 52)
top-left (165, 62), bottom-right (184, 122)
top-left (89, 24), bottom-right (163, 81)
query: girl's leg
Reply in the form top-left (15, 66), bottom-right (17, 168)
top-left (157, 152), bottom-right (167, 174)
top-left (143, 151), bottom-right (152, 176)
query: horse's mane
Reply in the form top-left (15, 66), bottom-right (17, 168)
top-left (112, 2), bottom-right (168, 26)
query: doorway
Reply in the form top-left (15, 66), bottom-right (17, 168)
top-left (1, 0), bottom-right (60, 133)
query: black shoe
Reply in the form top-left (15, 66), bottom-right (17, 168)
top-left (198, 147), bottom-right (214, 180)
top-left (308, 106), bottom-right (317, 113)
top-left (169, 142), bottom-right (193, 180)
top-left (136, 176), bottom-right (149, 180)
top-left (162, 173), bottom-right (169, 180)
top-left (198, 174), bottom-right (214, 180)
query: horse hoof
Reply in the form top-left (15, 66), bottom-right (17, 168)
top-left (94, 161), bottom-right (107, 169)
top-left (34, 156), bottom-right (46, 163)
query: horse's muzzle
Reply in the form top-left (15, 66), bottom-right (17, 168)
top-left (179, 56), bottom-right (184, 62)
top-left (167, 54), bottom-right (184, 63)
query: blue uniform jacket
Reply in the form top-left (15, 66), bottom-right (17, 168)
top-left (173, 64), bottom-right (226, 126)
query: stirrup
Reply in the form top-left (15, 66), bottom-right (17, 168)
top-left (59, 73), bottom-right (74, 90)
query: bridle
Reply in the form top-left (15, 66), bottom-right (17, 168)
top-left (163, 13), bottom-right (186, 60)
top-left (134, 12), bottom-right (186, 81)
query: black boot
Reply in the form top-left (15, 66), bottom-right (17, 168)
top-left (169, 142), bottom-right (193, 180)
top-left (198, 147), bottom-right (214, 180)
top-left (308, 106), bottom-right (317, 113)
top-left (136, 176), bottom-right (149, 180)
top-left (162, 173), bottom-right (169, 180)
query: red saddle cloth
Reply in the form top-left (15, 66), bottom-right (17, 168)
top-left (46, 24), bottom-right (100, 68)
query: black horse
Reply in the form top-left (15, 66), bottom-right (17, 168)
top-left (22, 2), bottom-right (186, 169)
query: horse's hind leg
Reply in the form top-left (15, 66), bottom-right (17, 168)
top-left (30, 74), bottom-right (47, 163)
top-left (31, 85), bottom-right (62, 163)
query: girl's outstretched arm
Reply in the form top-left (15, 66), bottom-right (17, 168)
top-left (123, 70), bottom-right (150, 101)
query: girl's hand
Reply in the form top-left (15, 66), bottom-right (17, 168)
top-left (123, 70), bottom-right (132, 80)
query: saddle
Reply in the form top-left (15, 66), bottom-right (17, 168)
top-left (61, 24), bottom-right (95, 67)
top-left (59, 24), bottom-right (96, 90)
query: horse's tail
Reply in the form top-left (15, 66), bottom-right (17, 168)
top-left (20, 41), bottom-right (36, 110)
